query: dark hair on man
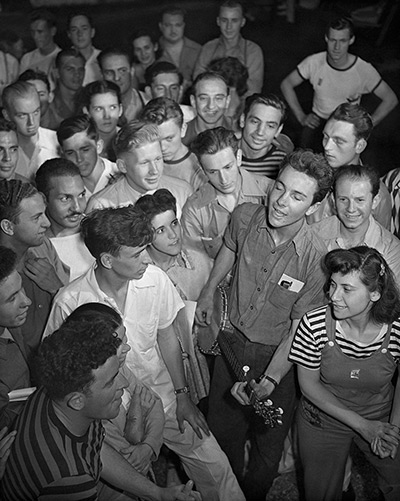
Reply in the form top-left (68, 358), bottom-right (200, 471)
top-left (18, 69), bottom-right (51, 93)
top-left (326, 16), bottom-right (354, 38)
top-left (55, 48), bottom-right (85, 69)
top-left (219, 0), bottom-right (245, 16)
top-left (191, 71), bottom-right (229, 96)
top-left (67, 11), bottom-right (94, 29)
top-left (82, 80), bottom-right (122, 109)
top-left (81, 205), bottom-right (153, 261)
top-left (160, 5), bottom-right (186, 20)
top-left (35, 317), bottom-right (121, 400)
top-left (191, 126), bottom-right (239, 159)
top-left (35, 158), bottom-right (81, 199)
top-left (0, 246), bottom-right (18, 284)
top-left (334, 163), bottom-right (380, 199)
top-left (145, 61), bottom-right (183, 87)
top-left (2, 81), bottom-right (38, 114)
top-left (97, 47), bottom-right (132, 70)
top-left (0, 117), bottom-right (16, 134)
top-left (243, 93), bottom-right (288, 125)
top-left (114, 120), bottom-right (159, 157)
top-left (0, 179), bottom-right (38, 223)
top-left (328, 103), bottom-right (373, 142)
top-left (208, 57), bottom-right (248, 97)
top-left (57, 114), bottom-right (98, 146)
top-left (30, 8), bottom-right (57, 29)
top-left (324, 246), bottom-right (400, 324)
top-left (280, 149), bottom-right (334, 204)
top-left (65, 302), bottom-right (122, 328)
top-left (135, 188), bottom-right (177, 222)
top-left (140, 97), bottom-right (184, 128)
top-left (131, 29), bottom-right (158, 47)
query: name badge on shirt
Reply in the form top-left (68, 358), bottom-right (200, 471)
top-left (278, 273), bottom-right (304, 293)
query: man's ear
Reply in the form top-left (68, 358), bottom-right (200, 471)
top-left (99, 252), bottom-right (113, 270)
top-left (240, 17), bottom-right (246, 29)
top-left (305, 201), bottom-right (321, 217)
top-left (118, 104), bottom-right (123, 118)
top-left (355, 138), bottom-right (367, 155)
top-left (144, 86), bottom-right (153, 101)
top-left (2, 108), bottom-right (10, 121)
top-left (190, 94), bottom-right (196, 110)
top-left (275, 123), bottom-right (284, 138)
top-left (225, 93), bottom-right (231, 110)
top-left (177, 85), bottom-right (184, 104)
top-left (96, 139), bottom-right (104, 155)
top-left (66, 392), bottom-right (85, 411)
top-left (372, 192), bottom-right (381, 211)
top-left (236, 148), bottom-right (242, 168)
top-left (0, 219), bottom-right (15, 236)
top-left (239, 113), bottom-right (245, 129)
top-left (349, 35), bottom-right (355, 46)
top-left (83, 106), bottom-right (89, 116)
top-left (116, 158), bottom-right (126, 174)
top-left (180, 121), bottom-right (187, 138)
top-left (216, 16), bottom-right (221, 28)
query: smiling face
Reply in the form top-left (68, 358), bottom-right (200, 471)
top-left (86, 92), bottom-right (122, 135)
top-left (5, 92), bottom-right (41, 138)
top-left (46, 175), bottom-right (87, 236)
top-left (329, 270), bottom-right (379, 322)
top-left (217, 6), bottom-right (245, 41)
top-left (325, 28), bottom-right (354, 67)
top-left (334, 175), bottom-right (378, 233)
top-left (61, 130), bottom-right (100, 179)
top-left (108, 244), bottom-right (152, 281)
top-left (101, 54), bottom-right (132, 96)
top-left (68, 14), bottom-right (94, 50)
top-left (159, 13), bottom-right (185, 44)
top-left (118, 141), bottom-right (164, 193)
top-left (151, 209), bottom-right (182, 257)
top-left (133, 36), bottom-right (157, 67)
top-left (323, 119), bottom-right (363, 169)
top-left (240, 104), bottom-right (283, 157)
top-left (0, 270), bottom-right (31, 329)
top-left (200, 146), bottom-right (241, 195)
top-left (10, 193), bottom-right (50, 248)
top-left (0, 130), bottom-right (19, 180)
top-left (268, 165), bottom-right (318, 230)
top-left (190, 78), bottom-right (230, 126)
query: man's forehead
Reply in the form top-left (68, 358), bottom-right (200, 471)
top-left (247, 103), bottom-right (282, 122)
top-left (64, 130), bottom-right (96, 147)
top-left (162, 13), bottom-right (184, 24)
top-left (336, 174), bottom-right (372, 192)
top-left (60, 56), bottom-right (85, 68)
top-left (325, 119), bottom-right (356, 137)
top-left (69, 15), bottom-right (91, 28)
top-left (153, 73), bottom-right (179, 86)
top-left (327, 28), bottom-right (352, 40)
top-left (48, 174), bottom-right (85, 193)
top-left (0, 130), bottom-right (18, 144)
top-left (10, 94), bottom-right (40, 112)
top-left (19, 193), bottom-right (46, 214)
top-left (219, 6), bottom-right (243, 18)
top-left (102, 54), bottom-right (130, 69)
top-left (196, 78), bottom-right (227, 95)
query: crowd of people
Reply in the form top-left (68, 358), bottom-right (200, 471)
top-left (0, 1), bottom-right (400, 500)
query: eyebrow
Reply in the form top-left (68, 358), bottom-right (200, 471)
top-left (276, 180), bottom-right (308, 199)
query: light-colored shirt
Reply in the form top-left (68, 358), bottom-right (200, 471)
top-left (49, 232), bottom-right (95, 282)
top-left (82, 47), bottom-right (102, 86)
top-left (0, 51), bottom-right (19, 103)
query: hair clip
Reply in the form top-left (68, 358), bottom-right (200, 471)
top-left (379, 263), bottom-right (385, 276)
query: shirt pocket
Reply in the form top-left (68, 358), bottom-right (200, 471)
top-left (268, 282), bottom-right (299, 311)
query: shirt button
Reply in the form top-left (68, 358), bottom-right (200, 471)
top-left (257, 287), bottom-right (261, 292)
top-left (328, 341), bottom-right (334, 347)
top-left (263, 268), bottom-right (267, 272)
top-left (38, 304), bottom-right (43, 309)
top-left (271, 250), bottom-right (275, 254)
top-left (250, 305), bottom-right (253, 310)
top-left (381, 348), bottom-right (387, 354)
top-left (240, 321), bottom-right (244, 326)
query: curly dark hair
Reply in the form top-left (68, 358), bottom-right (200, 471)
top-left (324, 246), bottom-right (400, 324)
top-left (35, 316), bottom-right (121, 400)
top-left (135, 188), bottom-right (177, 223)
top-left (0, 246), bottom-right (17, 283)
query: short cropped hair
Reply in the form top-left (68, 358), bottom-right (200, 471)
top-left (97, 47), bottom-right (132, 69)
top-left (191, 71), bottom-right (229, 97)
top-left (67, 11), bottom-right (94, 29)
top-left (81, 205), bottom-right (153, 261)
top-left (326, 16), bottom-right (354, 38)
top-left (82, 80), bottom-right (122, 109)
top-left (18, 69), bottom-right (51, 93)
top-left (145, 61), bottom-right (183, 87)
top-left (35, 317), bottom-right (121, 400)
top-left (0, 179), bottom-right (38, 224)
top-left (35, 158), bottom-right (81, 199)
top-left (324, 246), bottom-right (400, 324)
top-left (114, 121), bottom-right (159, 157)
top-left (333, 163), bottom-right (380, 199)
top-left (2, 81), bottom-right (38, 113)
top-left (191, 126), bottom-right (239, 159)
top-left (280, 149), bottom-right (334, 204)
top-left (208, 57), bottom-right (248, 97)
top-left (243, 93), bottom-right (288, 125)
top-left (160, 6), bottom-right (186, 21)
top-left (57, 114), bottom-right (98, 145)
top-left (219, 0), bottom-right (244, 16)
top-left (30, 8), bottom-right (57, 29)
top-left (328, 103), bottom-right (373, 142)
top-left (0, 117), bottom-right (16, 134)
top-left (0, 246), bottom-right (18, 284)
top-left (140, 97), bottom-right (184, 128)
top-left (135, 188), bottom-right (177, 222)
top-left (55, 48), bottom-right (85, 69)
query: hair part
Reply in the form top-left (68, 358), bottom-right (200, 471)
top-left (191, 126), bottom-right (239, 160)
top-left (328, 103), bottom-right (373, 141)
top-left (0, 179), bottom-right (39, 223)
top-left (114, 120), bottom-right (159, 157)
top-left (57, 114), bottom-right (98, 146)
top-left (82, 79), bottom-right (122, 109)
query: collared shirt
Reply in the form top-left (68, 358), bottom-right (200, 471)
top-left (49, 232), bottom-right (95, 282)
top-left (181, 168), bottom-right (273, 258)
top-left (182, 115), bottom-right (233, 147)
top-left (82, 47), bottom-right (102, 86)
top-left (159, 36), bottom-right (202, 88)
top-left (225, 203), bottom-right (327, 345)
top-left (311, 215), bottom-right (400, 283)
top-left (0, 51), bottom-right (19, 103)
top-left (382, 168), bottom-right (400, 238)
top-left (15, 127), bottom-right (59, 181)
top-left (44, 264), bottom-right (184, 408)
top-left (86, 173), bottom-right (193, 218)
top-left (84, 156), bottom-right (119, 199)
top-left (194, 35), bottom-right (264, 95)
top-left (164, 150), bottom-right (207, 191)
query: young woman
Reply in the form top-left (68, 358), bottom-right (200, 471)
top-left (289, 247), bottom-right (400, 501)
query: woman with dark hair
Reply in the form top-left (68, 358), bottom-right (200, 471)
top-left (289, 246), bottom-right (400, 501)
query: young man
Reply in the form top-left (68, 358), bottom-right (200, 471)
top-left (2, 315), bottom-right (200, 500)
top-left (140, 97), bottom-right (207, 191)
top-left (309, 102), bottom-right (392, 228)
top-left (0, 246), bottom-right (32, 430)
top-left (158, 6), bottom-right (202, 92)
top-left (2, 81), bottom-right (59, 181)
top-left (131, 30), bottom-right (159, 89)
top-left (49, 48), bottom-right (86, 129)
top-left (86, 121), bottom-right (192, 215)
top-left (196, 149), bottom-right (333, 500)
top-left (43, 206), bottom-right (245, 501)
top-left (181, 126), bottom-right (273, 258)
top-left (58, 114), bottom-right (119, 198)
top-left (19, 9), bottom-right (61, 89)
top-left (183, 71), bottom-right (231, 146)
top-left (67, 11), bottom-right (102, 86)
top-left (239, 93), bottom-right (293, 179)
top-left (0, 119), bottom-right (25, 182)
top-left (35, 158), bottom-right (95, 281)
top-left (311, 163), bottom-right (400, 282)
top-left (281, 16), bottom-right (398, 149)
top-left (194, 0), bottom-right (264, 96)
top-left (98, 47), bottom-right (144, 123)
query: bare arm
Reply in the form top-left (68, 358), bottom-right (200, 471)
top-left (371, 80), bottom-right (399, 127)
top-left (280, 70), bottom-right (307, 125)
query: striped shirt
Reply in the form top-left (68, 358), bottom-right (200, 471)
top-left (289, 305), bottom-right (400, 370)
top-left (240, 144), bottom-right (287, 179)
top-left (381, 168), bottom-right (400, 238)
top-left (1, 387), bottom-right (104, 500)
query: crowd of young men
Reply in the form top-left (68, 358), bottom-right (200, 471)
top-left (0, 1), bottom-right (399, 500)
